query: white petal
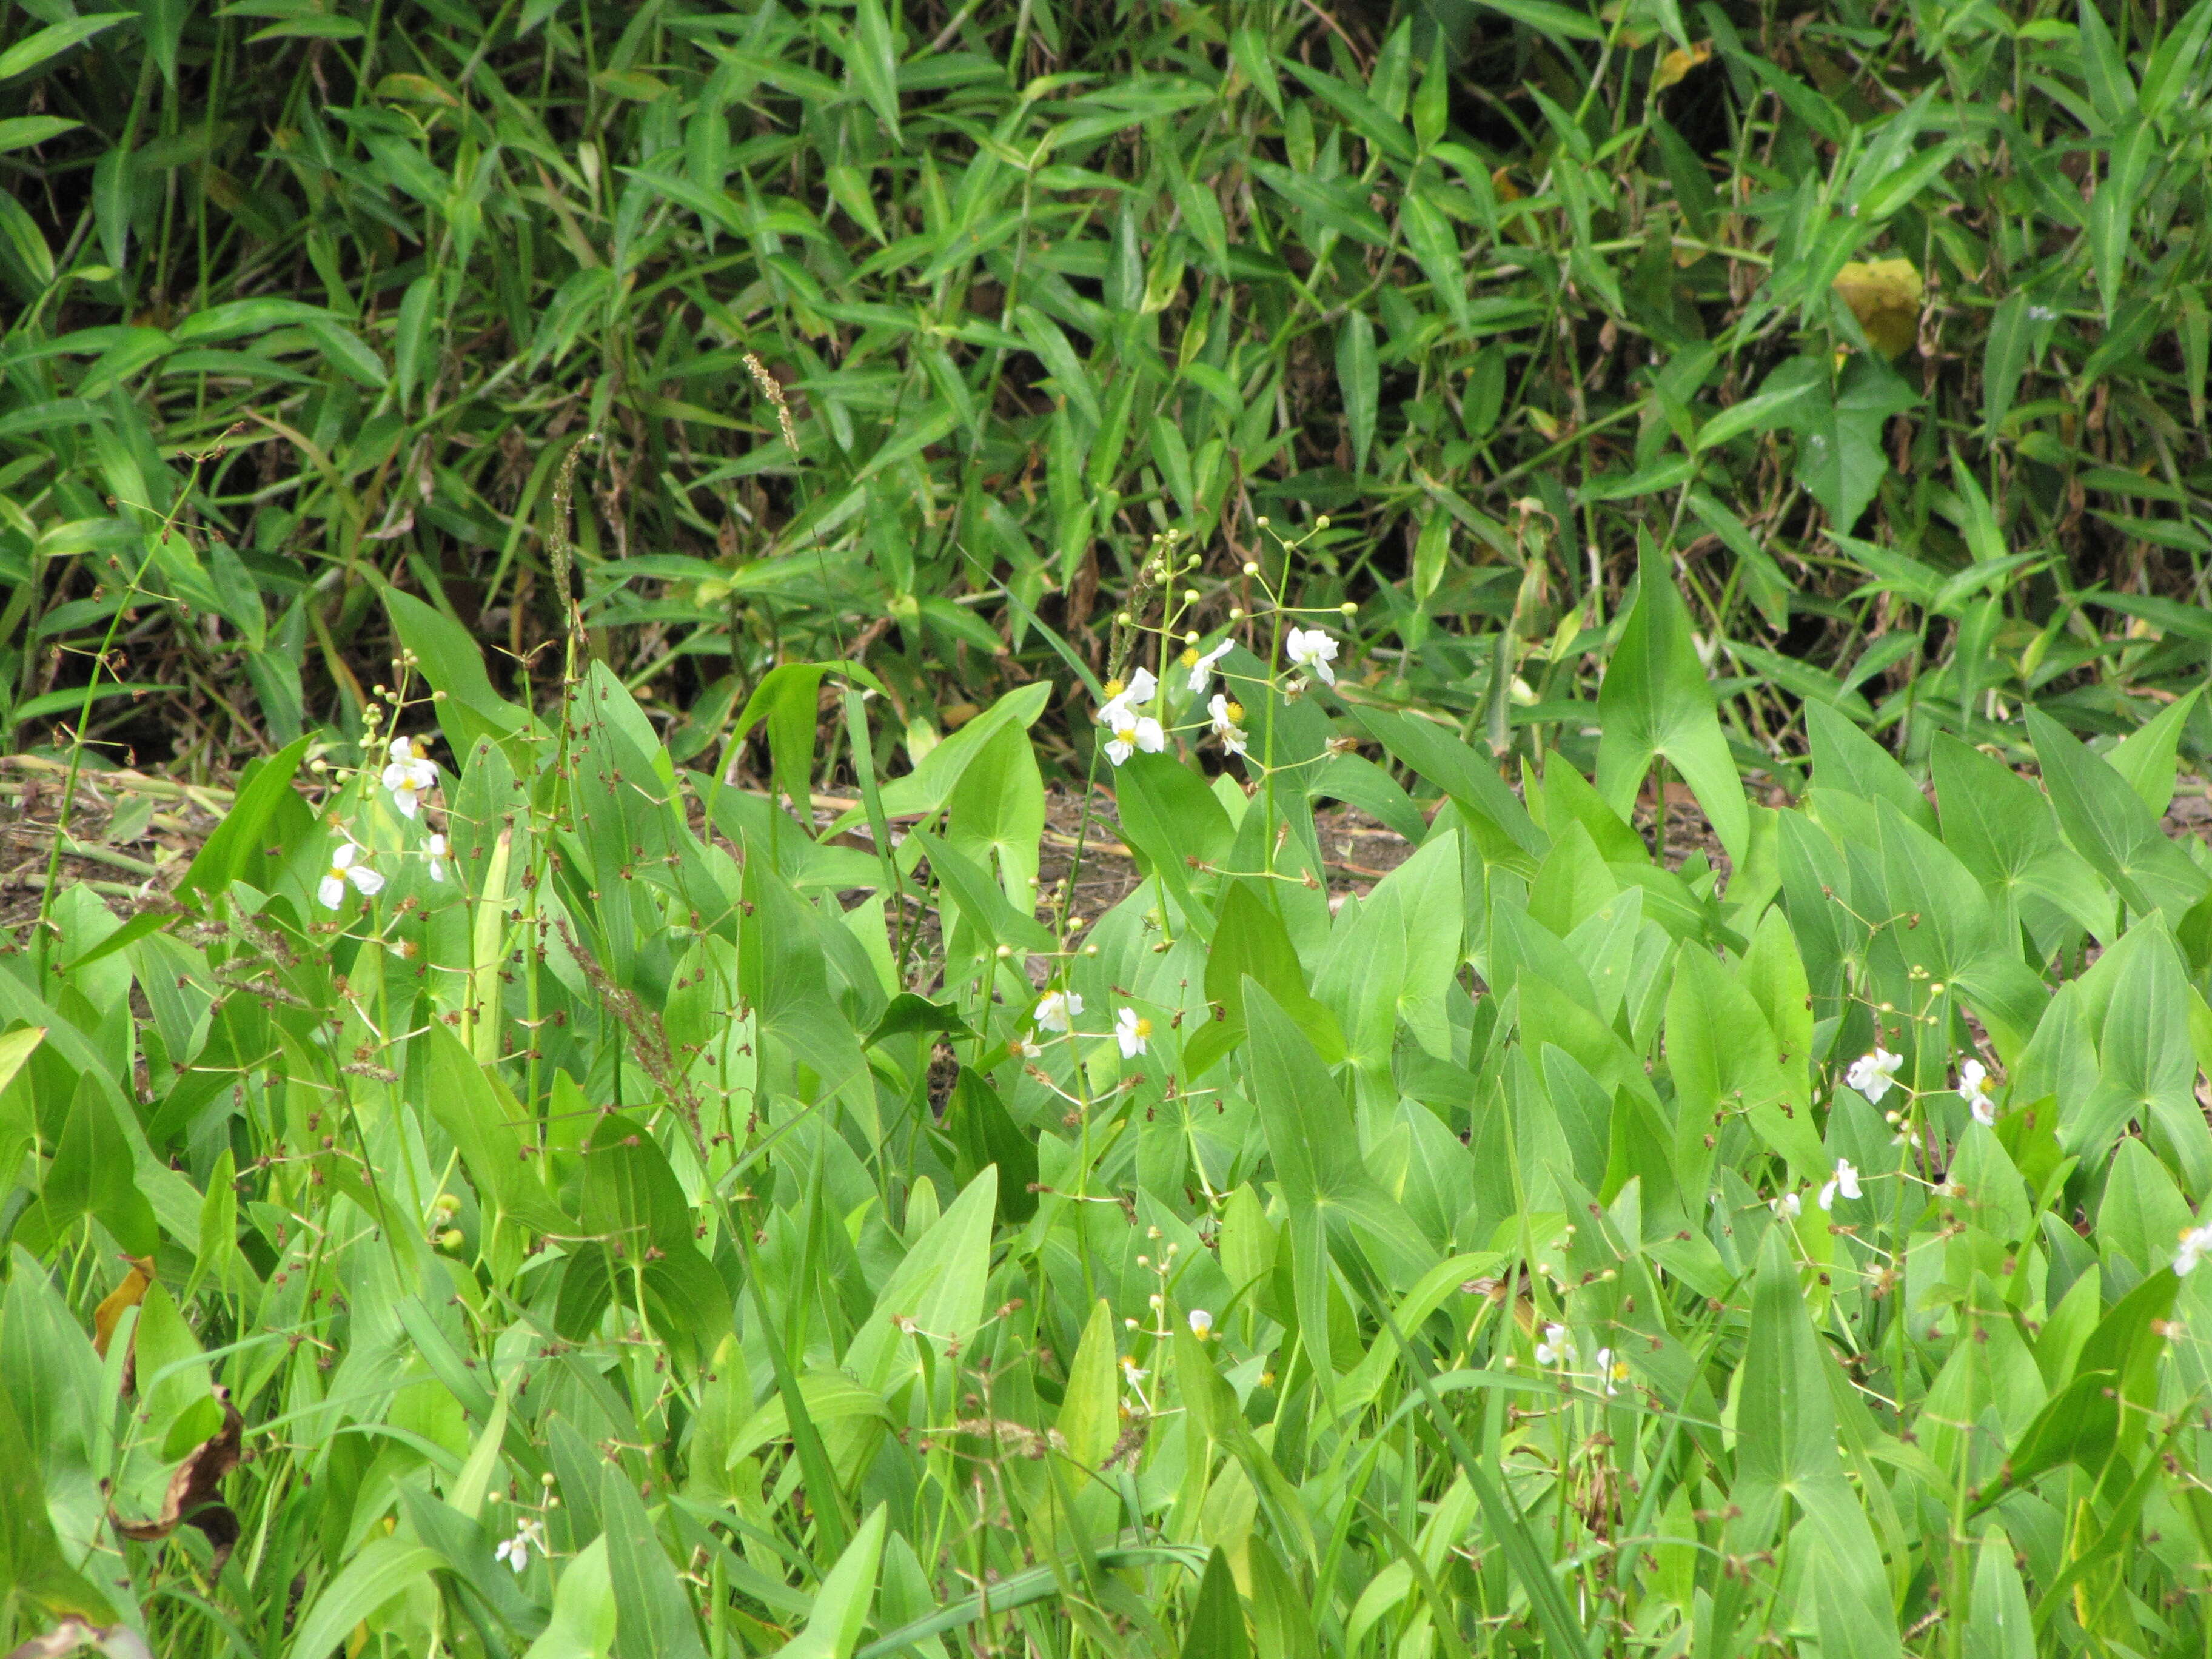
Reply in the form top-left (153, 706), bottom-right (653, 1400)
top-left (318, 874), bottom-right (346, 909)
top-left (392, 787), bottom-right (420, 820)
top-left (331, 841), bottom-right (358, 870)
top-left (348, 865), bottom-right (386, 897)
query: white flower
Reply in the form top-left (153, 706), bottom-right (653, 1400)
top-left (1769, 1192), bottom-right (1801, 1219)
top-left (1207, 693), bottom-right (1248, 756)
top-left (1097, 667), bottom-right (1158, 728)
top-left (2176, 1221), bottom-right (2212, 1275)
top-left (1818, 1158), bottom-right (1862, 1212)
top-left (1010, 1036), bottom-right (1043, 1061)
top-left (1592, 1347), bottom-right (1629, 1396)
top-left (1845, 1047), bottom-right (1903, 1105)
top-left (1035, 990), bottom-right (1083, 1033)
top-left (1104, 713), bottom-right (1166, 766)
top-left (380, 736), bottom-right (438, 819)
top-left (1121, 1357), bottom-right (1148, 1386)
top-left (1187, 1308), bottom-right (1213, 1339)
top-left (2028, 304), bottom-right (2056, 322)
top-left (1284, 627), bottom-right (1338, 686)
top-left (317, 840), bottom-right (385, 910)
top-left (1115, 1007), bottom-right (1151, 1058)
top-left (427, 833), bottom-right (448, 883)
top-left (1959, 1059), bottom-right (1996, 1127)
top-left (1534, 1323), bottom-right (1574, 1366)
top-left (1184, 638), bottom-right (1233, 692)
top-left (494, 1518), bottom-right (543, 1574)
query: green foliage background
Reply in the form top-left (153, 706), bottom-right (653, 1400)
top-left (10, 0), bottom-right (2212, 1655)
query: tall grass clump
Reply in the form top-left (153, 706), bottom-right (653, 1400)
top-left (7, 518), bottom-right (2212, 1652)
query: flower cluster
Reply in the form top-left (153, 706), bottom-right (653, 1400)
top-left (380, 736), bottom-right (437, 818)
top-left (1024, 989), bottom-right (1152, 1061)
top-left (318, 841), bottom-right (385, 910)
top-left (1959, 1059), bottom-right (1995, 1126)
top-left (2177, 1221), bottom-right (2212, 1275)
top-left (494, 1517), bottom-right (546, 1573)
top-left (1532, 1324), bottom-right (1629, 1397)
top-left (1090, 623), bottom-right (1343, 769)
top-left (315, 730), bottom-right (452, 911)
top-left (1818, 1158), bottom-right (1860, 1212)
top-left (1842, 1045), bottom-right (2001, 1127)
top-left (1845, 1047), bottom-right (1902, 1104)
top-left (1097, 669), bottom-right (1165, 766)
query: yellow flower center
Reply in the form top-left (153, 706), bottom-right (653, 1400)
top-left (1179, 648), bottom-right (1198, 666)
top-left (1113, 722), bottom-right (1138, 743)
top-left (1134, 1017), bottom-right (1152, 1038)
top-left (1224, 700), bottom-right (1244, 723)
top-left (1102, 678), bottom-right (1125, 699)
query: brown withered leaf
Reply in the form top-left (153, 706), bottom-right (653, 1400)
top-left (92, 1257), bottom-right (155, 1360)
top-left (110, 1386), bottom-right (244, 1576)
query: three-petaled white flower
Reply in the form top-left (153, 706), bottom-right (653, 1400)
top-left (427, 833), bottom-right (449, 883)
top-left (1010, 1035), bottom-right (1044, 1061)
top-left (1035, 990), bottom-right (1083, 1033)
top-left (2177, 1221), bottom-right (2212, 1275)
top-left (1770, 1192), bottom-right (1801, 1219)
top-left (1284, 627), bottom-right (1338, 686)
top-left (494, 1518), bottom-right (544, 1574)
top-left (1818, 1158), bottom-right (1862, 1212)
top-left (1959, 1058), bottom-right (1996, 1127)
top-left (1096, 668), bottom-right (1157, 729)
top-left (1592, 1347), bottom-right (1629, 1396)
top-left (1184, 638), bottom-right (1234, 692)
top-left (1845, 1047), bottom-right (1903, 1105)
top-left (1534, 1322), bottom-right (1574, 1366)
top-left (1121, 1357), bottom-right (1147, 1387)
top-left (380, 736), bottom-right (438, 819)
top-left (1207, 693), bottom-right (1248, 756)
top-left (318, 841), bottom-right (384, 910)
top-left (1115, 1007), bottom-right (1151, 1058)
top-left (1188, 1308), bottom-right (1213, 1339)
top-left (1105, 712), bottom-right (1166, 766)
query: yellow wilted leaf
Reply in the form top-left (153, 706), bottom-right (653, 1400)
top-left (93, 1255), bottom-right (156, 1358)
top-left (1654, 42), bottom-right (1712, 90)
top-left (373, 73), bottom-right (461, 107)
top-left (1490, 166), bottom-right (1523, 204)
top-left (1832, 258), bottom-right (1923, 358)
